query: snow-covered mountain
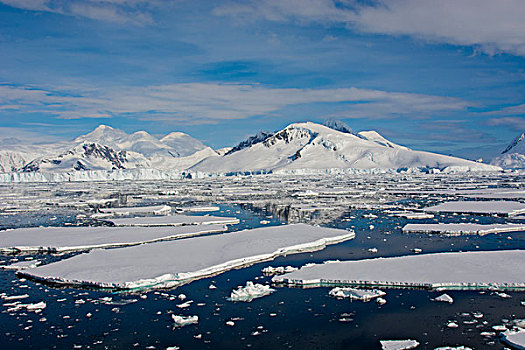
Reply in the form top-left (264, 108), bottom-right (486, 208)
top-left (0, 125), bottom-right (218, 173)
top-left (491, 131), bottom-right (525, 169)
top-left (192, 122), bottom-right (500, 174)
top-left (21, 142), bottom-right (150, 172)
top-left (0, 122), bottom-right (502, 180)
top-left (160, 132), bottom-right (210, 157)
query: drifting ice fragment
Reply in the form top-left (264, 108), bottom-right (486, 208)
top-left (433, 294), bottom-right (454, 303)
top-left (100, 205), bottom-right (172, 216)
top-left (329, 287), bottom-right (385, 302)
top-left (171, 314), bottom-right (198, 327)
top-left (380, 339), bottom-right (419, 350)
top-left (229, 282), bottom-right (275, 302)
top-left (261, 266), bottom-right (298, 276)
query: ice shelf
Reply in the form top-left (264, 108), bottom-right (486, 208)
top-left (422, 201), bottom-right (525, 217)
top-left (272, 250), bottom-right (525, 291)
top-left (402, 223), bottom-right (525, 236)
top-left (0, 224), bottom-right (227, 254)
top-left (106, 214), bottom-right (239, 227)
top-left (19, 224), bottom-right (354, 291)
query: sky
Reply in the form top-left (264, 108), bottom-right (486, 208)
top-left (0, 0), bottom-right (524, 160)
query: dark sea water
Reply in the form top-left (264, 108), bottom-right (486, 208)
top-left (1, 179), bottom-right (524, 350)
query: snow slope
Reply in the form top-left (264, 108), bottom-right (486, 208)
top-left (192, 122), bottom-right (500, 174)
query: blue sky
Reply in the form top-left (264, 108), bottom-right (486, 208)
top-left (0, 0), bottom-right (524, 159)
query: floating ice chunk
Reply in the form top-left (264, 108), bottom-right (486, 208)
top-left (166, 346), bottom-right (180, 350)
top-left (273, 250), bottom-right (525, 291)
top-left (209, 284), bottom-right (217, 289)
top-left (2, 294), bottom-right (29, 301)
top-left (171, 314), bottom-right (198, 327)
top-left (175, 206), bottom-right (219, 213)
top-left (229, 282), bottom-right (275, 302)
top-left (329, 287), bottom-right (385, 302)
top-left (380, 339), bottom-right (419, 350)
top-left (368, 248), bottom-right (378, 253)
top-left (495, 292), bottom-right (511, 298)
top-left (261, 266), bottom-right (298, 276)
top-left (100, 205), bottom-right (172, 216)
top-left (446, 322), bottom-right (458, 328)
top-left (376, 297), bottom-right (387, 305)
top-left (1, 260), bottom-right (41, 270)
top-left (434, 347), bottom-right (472, 350)
top-left (492, 325), bottom-right (507, 332)
top-left (225, 320), bottom-right (235, 326)
top-left (412, 248), bottom-right (422, 253)
top-left (25, 301), bottom-right (46, 312)
top-left (395, 212), bottom-right (434, 219)
top-left (433, 294), bottom-right (454, 303)
top-left (176, 301), bottom-right (192, 308)
top-left (107, 214), bottom-right (239, 227)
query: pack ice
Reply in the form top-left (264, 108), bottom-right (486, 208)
top-left (273, 250), bottom-right (525, 290)
top-left (19, 224), bottom-right (354, 291)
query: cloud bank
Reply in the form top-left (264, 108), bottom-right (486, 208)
top-left (0, 83), bottom-right (470, 124)
top-left (215, 0), bottom-right (525, 57)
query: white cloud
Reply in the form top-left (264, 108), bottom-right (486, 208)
top-left (215, 0), bottom-right (525, 57)
top-left (0, 0), bottom-right (154, 25)
top-left (0, 82), bottom-right (470, 124)
top-left (487, 116), bottom-right (525, 130)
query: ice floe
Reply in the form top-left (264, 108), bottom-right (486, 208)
top-left (273, 250), bottom-right (525, 290)
top-left (423, 201), bottom-right (525, 217)
top-left (403, 223), bottom-right (525, 236)
top-left (380, 339), bottom-right (419, 350)
top-left (106, 214), bottom-right (239, 227)
top-left (99, 205), bottom-right (172, 216)
top-left (20, 224), bottom-right (354, 291)
top-left (0, 224), bottom-right (227, 254)
top-left (228, 281), bottom-right (275, 302)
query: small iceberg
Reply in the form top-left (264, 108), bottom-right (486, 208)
top-left (329, 287), bottom-right (385, 302)
top-left (171, 314), bottom-right (198, 327)
top-left (228, 281), bottom-right (275, 302)
top-left (433, 294), bottom-right (454, 303)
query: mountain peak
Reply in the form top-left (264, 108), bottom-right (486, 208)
top-left (323, 119), bottom-right (354, 134)
top-left (502, 131), bottom-right (525, 154)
